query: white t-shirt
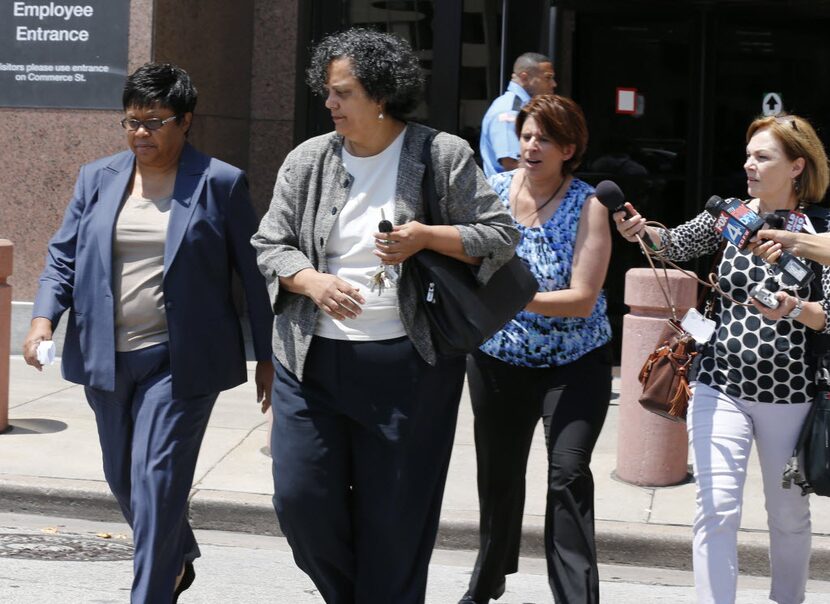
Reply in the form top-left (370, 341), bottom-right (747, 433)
top-left (314, 128), bottom-right (408, 340)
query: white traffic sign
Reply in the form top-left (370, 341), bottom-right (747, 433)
top-left (762, 92), bottom-right (783, 116)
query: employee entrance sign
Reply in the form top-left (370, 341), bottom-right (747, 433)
top-left (0, 1), bottom-right (129, 109)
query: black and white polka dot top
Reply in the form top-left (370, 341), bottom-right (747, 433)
top-left (657, 210), bottom-right (830, 403)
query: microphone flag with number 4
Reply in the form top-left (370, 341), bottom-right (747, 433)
top-left (705, 196), bottom-right (765, 249)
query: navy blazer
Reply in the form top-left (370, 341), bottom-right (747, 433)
top-left (33, 143), bottom-right (273, 398)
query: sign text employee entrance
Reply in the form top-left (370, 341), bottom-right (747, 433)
top-left (0, 1), bottom-right (130, 109)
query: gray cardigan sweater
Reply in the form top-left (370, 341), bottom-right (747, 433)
top-left (251, 122), bottom-right (519, 379)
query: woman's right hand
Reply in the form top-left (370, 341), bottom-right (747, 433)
top-left (294, 269), bottom-right (365, 321)
top-left (22, 317), bottom-right (53, 371)
top-left (612, 202), bottom-right (649, 243)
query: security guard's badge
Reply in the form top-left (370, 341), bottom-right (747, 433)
top-left (497, 111), bottom-right (517, 122)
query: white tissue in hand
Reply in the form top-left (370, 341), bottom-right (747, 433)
top-left (36, 341), bottom-right (55, 365)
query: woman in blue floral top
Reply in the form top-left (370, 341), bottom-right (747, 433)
top-left (459, 95), bottom-right (612, 604)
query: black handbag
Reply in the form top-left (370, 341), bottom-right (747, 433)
top-left (783, 358), bottom-right (830, 497)
top-left (408, 130), bottom-right (538, 357)
top-left (781, 206), bottom-right (830, 497)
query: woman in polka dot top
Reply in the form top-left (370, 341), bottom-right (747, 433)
top-left (615, 113), bottom-right (830, 604)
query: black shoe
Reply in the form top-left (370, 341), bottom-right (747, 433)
top-left (458, 580), bottom-right (506, 604)
top-left (173, 562), bottom-right (195, 603)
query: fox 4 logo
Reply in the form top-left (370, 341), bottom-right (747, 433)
top-left (725, 221), bottom-right (751, 248)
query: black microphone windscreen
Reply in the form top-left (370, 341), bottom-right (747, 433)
top-left (704, 195), bottom-right (723, 216)
top-left (595, 180), bottom-right (625, 211)
top-left (764, 213), bottom-right (786, 229)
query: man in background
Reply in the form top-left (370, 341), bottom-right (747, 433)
top-left (480, 52), bottom-right (556, 177)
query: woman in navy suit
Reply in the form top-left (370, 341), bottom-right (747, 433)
top-left (22, 63), bottom-right (273, 603)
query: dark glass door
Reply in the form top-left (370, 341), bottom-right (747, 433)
top-left (568, 11), bottom-right (696, 358)
top-left (710, 15), bottom-right (830, 204)
top-left (293, 0), bottom-right (551, 148)
top-left (562, 3), bottom-right (830, 359)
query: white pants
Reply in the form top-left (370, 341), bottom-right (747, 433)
top-left (688, 382), bottom-right (812, 604)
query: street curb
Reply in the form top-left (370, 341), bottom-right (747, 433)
top-left (0, 476), bottom-right (122, 522)
top-left (188, 489), bottom-right (281, 537)
top-left (3, 475), bottom-right (830, 579)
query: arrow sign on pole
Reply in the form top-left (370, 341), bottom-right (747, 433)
top-left (762, 92), bottom-right (783, 116)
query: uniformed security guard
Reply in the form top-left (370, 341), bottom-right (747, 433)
top-left (480, 52), bottom-right (556, 178)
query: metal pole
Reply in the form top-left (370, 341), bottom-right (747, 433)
top-left (548, 6), bottom-right (557, 61)
top-left (0, 240), bottom-right (12, 434)
top-left (499, 0), bottom-right (509, 89)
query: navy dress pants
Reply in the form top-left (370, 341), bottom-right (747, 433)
top-left (465, 345), bottom-right (612, 604)
top-left (85, 342), bottom-right (218, 604)
top-left (271, 336), bottom-right (466, 604)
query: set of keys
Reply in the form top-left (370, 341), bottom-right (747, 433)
top-left (370, 210), bottom-right (398, 294)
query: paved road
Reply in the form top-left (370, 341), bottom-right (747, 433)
top-left (7, 352), bottom-right (830, 599)
top-left (3, 513), bottom-right (830, 603)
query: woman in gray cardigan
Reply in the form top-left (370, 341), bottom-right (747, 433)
top-left (251, 28), bottom-right (518, 604)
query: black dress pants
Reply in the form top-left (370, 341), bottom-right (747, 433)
top-left (465, 345), bottom-right (612, 603)
top-left (271, 336), bottom-right (466, 604)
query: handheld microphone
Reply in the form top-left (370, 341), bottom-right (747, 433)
top-left (763, 213), bottom-right (787, 230)
top-left (704, 196), bottom-right (766, 249)
top-left (378, 207), bottom-right (394, 235)
top-left (705, 196), bottom-right (813, 288)
top-left (766, 209), bottom-right (809, 233)
top-left (378, 218), bottom-right (393, 234)
top-left (775, 253), bottom-right (814, 288)
top-left (759, 213), bottom-right (815, 289)
top-left (595, 180), bottom-right (657, 249)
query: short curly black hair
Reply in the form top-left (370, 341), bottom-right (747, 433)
top-left (306, 28), bottom-right (424, 121)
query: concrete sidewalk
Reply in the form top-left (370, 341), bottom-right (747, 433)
top-left (3, 356), bottom-right (830, 581)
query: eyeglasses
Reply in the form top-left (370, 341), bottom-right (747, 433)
top-left (120, 115), bottom-right (179, 131)
top-left (774, 115), bottom-right (799, 131)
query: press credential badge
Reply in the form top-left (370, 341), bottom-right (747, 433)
top-left (681, 308), bottom-right (715, 343)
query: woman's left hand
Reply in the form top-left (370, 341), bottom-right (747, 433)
top-left (255, 360), bottom-right (274, 414)
top-left (373, 221), bottom-right (432, 265)
top-left (750, 290), bottom-right (800, 321)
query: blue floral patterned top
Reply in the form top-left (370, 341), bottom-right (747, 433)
top-left (480, 171), bottom-right (612, 367)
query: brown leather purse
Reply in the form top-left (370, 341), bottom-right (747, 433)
top-left (637, 319), bottom-right (697, 421)
top-left (633, 236), bottom-right (725, 422)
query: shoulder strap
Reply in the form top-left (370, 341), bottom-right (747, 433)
top-left (420, 128), bottom-right (440, 226)
top-left (696, 241), bottom-right (727, 317)
top-left (800, 206), bottom-right (830, 359)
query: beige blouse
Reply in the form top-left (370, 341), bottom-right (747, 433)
top-left (112, 194), bottom-right (172, 352)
